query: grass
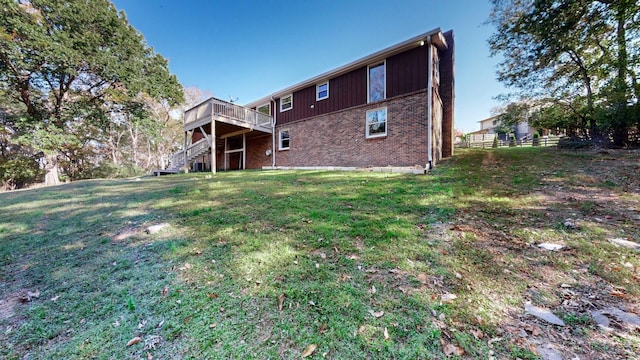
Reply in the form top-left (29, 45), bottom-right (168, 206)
top-left (1, 147), bottom-right (639, 359)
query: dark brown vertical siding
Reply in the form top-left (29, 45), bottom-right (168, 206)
top-left (440, 30), bottom-right (455, 158)
top-left (277, 67), bottom-right (367, 125)
top-left (387, 45), bottom-right (428, 97)
top-left (277, 45), bottom-right (427, 125)
top-left (328, 67), bottom-right (367, 112)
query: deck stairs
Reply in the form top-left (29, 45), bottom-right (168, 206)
top-left (153, 97), bottom-right (273, 175)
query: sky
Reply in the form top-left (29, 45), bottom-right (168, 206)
top-left (110, 0), bottom-right (508, 133)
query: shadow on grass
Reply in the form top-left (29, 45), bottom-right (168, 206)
top-left (1, 147), bottom-right (638, 359)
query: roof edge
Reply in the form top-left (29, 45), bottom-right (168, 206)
top-left (245, 27), bottom-right (447, 108)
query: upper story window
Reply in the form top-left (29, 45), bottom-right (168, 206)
top-left (280, 94), bottom-right (293, 112)
top-left (279, 129), bottom-right (290, 150)
top-left (316, 81), bottom-right (329, 101)
top-left (257, 103), bottom-right (271, 115)
top-left (368, 61), bottom-right (386, 103)
top-left (365, 107), bottom-right (387, 138)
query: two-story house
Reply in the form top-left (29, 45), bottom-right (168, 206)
top-left (171, 27), bottom-right (454, 174)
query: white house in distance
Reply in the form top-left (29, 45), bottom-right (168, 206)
top-left (474, 115), bottom-right (533, 140)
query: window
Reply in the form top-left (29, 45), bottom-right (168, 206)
top-left (316, 81), bottom-right (329, 101)
top-left (367, 62), bottom-right (385, 103)
top-left (366, 107), bottom-right (387, 138)
top-left (279, 129), bottom-right (290, 150)
top-left (257, 103), bottom-right (271, 115)
top-left (280, 94), bottom-right (293, 112)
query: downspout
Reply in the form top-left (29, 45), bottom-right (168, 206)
top-left (271, 97), bottom-right (277, 168)
top-left (426, 36), bottom-right (433, 170)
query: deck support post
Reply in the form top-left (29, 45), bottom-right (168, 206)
top-left (242, 133), bottom-right (246, 170)
top-left (211, 119), bottom-right (216, 174)
top-left (183, 131), bottom-right (188, 173)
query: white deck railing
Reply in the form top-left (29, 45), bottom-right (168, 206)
top-left (169, 151), bottom-right (185, 170)
top-left (184, 97), bottom-right (273, 130)
top-left (186, 138), bottom-right (210, 159)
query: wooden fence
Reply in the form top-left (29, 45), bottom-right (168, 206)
top-left (456, 135), bottom-right (563, 149)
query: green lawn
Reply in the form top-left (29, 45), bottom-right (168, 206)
top-left (1, 148), bottom-right (639, 359)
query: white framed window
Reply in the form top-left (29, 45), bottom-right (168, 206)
top-left (367, 61), bottom-right (386, 103)
top-left (280, 94), bottom-right (293, 112)
top-left (257, 103), bottom-right (271, 115)
top-left (279, 129), bottom-right (290, 150)
top-left (365, 107), bottom-right (387, 138)
top-left (316, 81), bottom-right (329, 101)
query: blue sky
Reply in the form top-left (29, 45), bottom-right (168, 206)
top-left (111, 0), bottom-right (508, 132)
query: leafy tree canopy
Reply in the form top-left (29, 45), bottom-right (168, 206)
top-left (488, 0), bottom-right (640, 145)
top-left (0, 0), bottom-right (184, 185)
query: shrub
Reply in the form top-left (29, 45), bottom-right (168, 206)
top-left (88, 162), bottom-right (146, 179)
top-left (0, 155), bottom-right (43, 190)
top-left (558, 137), bottom-right (593, 149)
top-left (532, 132), bottom-right (540, 146)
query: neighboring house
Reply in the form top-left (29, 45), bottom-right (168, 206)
top-left (474, 115), bottom-right (532, 140)
top-left (170, 28), bottom-right (454, 174)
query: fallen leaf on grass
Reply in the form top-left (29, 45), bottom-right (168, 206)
top-left (318, 322), bottom-right (326, 334)
top-left (611, 290), bottom-right (627, 299)
top-left (368, 310), bottom-right (384, 318)
top-left (301, 344), bottom-right (317, 358)
top-left (184, 316), bottom-right (192, 325)
top-left (487, 337), bottom-right (503, 347)
top-left (207, 293), bottom-right (219, 299)
top-left (384, 327), bottom-right (389, 339)
top-left (441, 293), bottom-right (457, 303)
top-left (147, 352), bottom-right (153, 360)
top-left (369, 285), bottom-right (377, 294)
top-left (443, 343), bottom-right (464, 356)
top-left (161, 287), bottom-right (168, 297)
top-left (524, 303), bottom-right (565, 326)
top-left (126, 337), bottom-right (142, 346)
top-left (470, 328), bottom-right (483, 339)
top-left (417, 273), bottom-right (428, 284)
top-left (50, 295), bottom-right (61, 302)
top-left (278, 293), bottom-right (285, 311)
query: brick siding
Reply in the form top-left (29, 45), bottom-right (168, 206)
top-left (246, 135), bottom-right (272, 169)
top-left (272, 90), bottom-right (428, 168)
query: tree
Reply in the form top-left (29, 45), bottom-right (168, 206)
top-left (0, 0), bottom-right (183, 185)
top-left (488, 0), bottom-right (640, 145)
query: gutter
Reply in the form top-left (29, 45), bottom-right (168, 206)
top-left (271, 97), bottom-right (276, 167)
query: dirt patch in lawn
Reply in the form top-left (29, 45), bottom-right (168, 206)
top-left (0, 294), bottom-right (19, 320)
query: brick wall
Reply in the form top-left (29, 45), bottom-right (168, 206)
top-left (272, 90), bottom-right (428, 168)
top-left (246, 134), bottom-right (272, 169)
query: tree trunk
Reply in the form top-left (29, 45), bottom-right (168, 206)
top-left (612, 2), bottom-right (630, 147)
top-left (44, 153), bottom-right (60, 186)
top-left (128, 126), bottom-right (139, 168)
